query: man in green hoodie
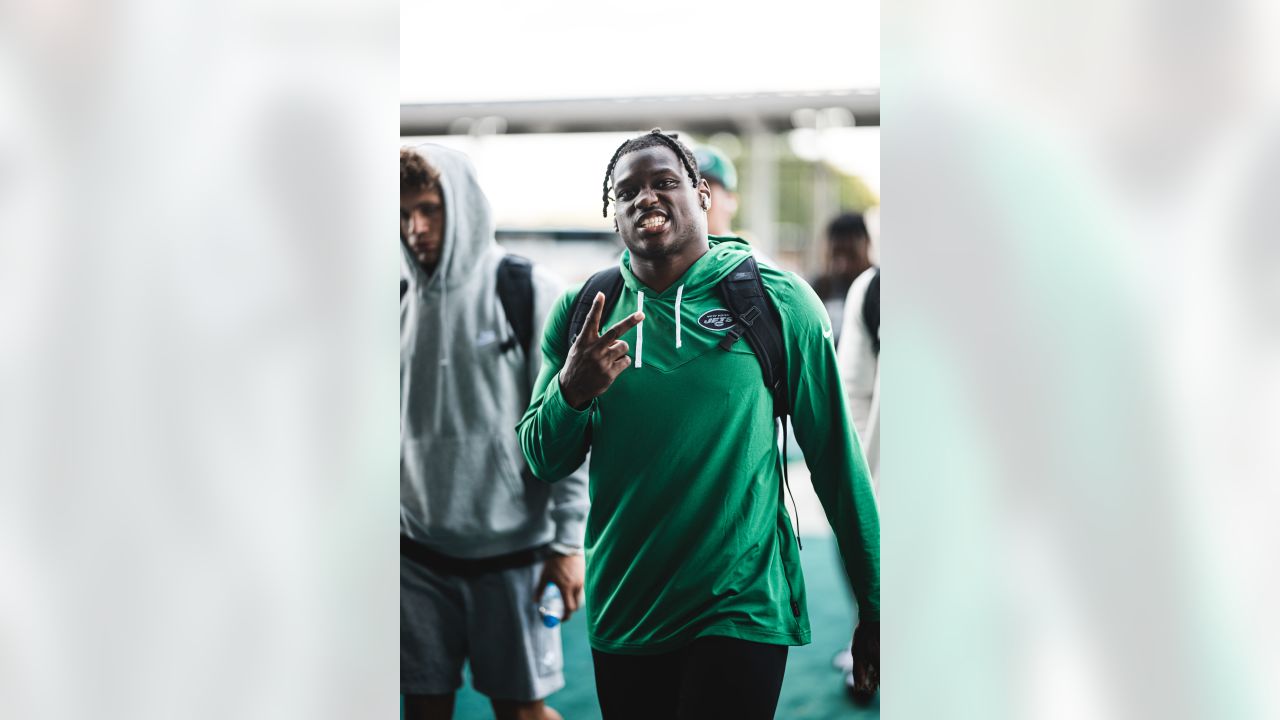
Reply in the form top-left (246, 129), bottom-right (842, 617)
top-left (517, 129), bottom-right (880, 718)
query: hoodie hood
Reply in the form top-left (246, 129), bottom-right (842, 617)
top-left (617, 235), bottom-right (754, 298)
top-left (614, 235), bottom-right (757, 370)
top-left (401, 143), bottom-right (496, 292)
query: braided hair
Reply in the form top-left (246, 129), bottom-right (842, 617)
top-left (601, 128), bottom-right (702, 218)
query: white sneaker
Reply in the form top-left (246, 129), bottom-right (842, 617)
top-left (831, 645), bottom-right (853, 673)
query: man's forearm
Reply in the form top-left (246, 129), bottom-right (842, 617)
top-left (517, 374), bottom-right (593, 482)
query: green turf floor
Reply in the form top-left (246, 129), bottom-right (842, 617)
top-left (405, 533), bottom-right (878, 719)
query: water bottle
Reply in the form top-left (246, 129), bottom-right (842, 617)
top-left (537, 583), bottom-right (564, 628)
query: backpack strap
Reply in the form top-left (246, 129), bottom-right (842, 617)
top-left (496, 254), bottom-right (535, 356)
top-left (716, 257), bottom-right (789, 418)
top-left (716, 256), bottom-right (802, 549)
top-left (568, 267), bottom-right (625, 346)
top-left (862, 267), bottom-right (880, 357)
top-left (496, 254), bottom-right (539, 483)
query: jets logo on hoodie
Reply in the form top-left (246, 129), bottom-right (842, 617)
top-left (697, 309), bottom-right (737, 332)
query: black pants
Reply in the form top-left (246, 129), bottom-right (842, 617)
top-left (592, 636), bottom-right (789, 720)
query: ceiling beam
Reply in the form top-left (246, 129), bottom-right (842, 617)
top-left (401, 89), bottom-right (879, 136)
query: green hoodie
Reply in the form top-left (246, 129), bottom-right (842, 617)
top-left (517, 237), bottom-right (879, 654)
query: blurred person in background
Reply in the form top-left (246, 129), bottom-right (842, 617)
top-left (400, 144), bottom-right (588, 720)
top-left (694, 144), bottom-right (739, 237)
top-left (695, 142), bottom-right (778, 267)
top-left (809, 212), bottom-right (873, 345)
top-left (831, 262), bottom-right (880, 703)
top-left (517, 129), bottom-right (880, 719)
top-left (839, 265), bottom-right (880, 487)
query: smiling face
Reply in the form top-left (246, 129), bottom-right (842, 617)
top-left (611, 146), bottom-right (711, 262)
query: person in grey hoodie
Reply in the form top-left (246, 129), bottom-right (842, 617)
top-left (400, 144), bottom-right (588, 720)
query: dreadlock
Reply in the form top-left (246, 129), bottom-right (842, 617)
top-left (601, 128), bottom-right (701, 218)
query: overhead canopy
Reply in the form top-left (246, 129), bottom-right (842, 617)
top-left (400, 89), bottom-right (879, 136)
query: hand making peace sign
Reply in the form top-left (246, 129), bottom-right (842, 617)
top-left (558, 292), bottom-right (645, 411)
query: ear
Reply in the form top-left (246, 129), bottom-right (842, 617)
top-left (697, 179), bottom-right (712, 211)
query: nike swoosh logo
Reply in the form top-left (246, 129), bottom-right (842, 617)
top-left (822, 329), bottom-right (833, 339)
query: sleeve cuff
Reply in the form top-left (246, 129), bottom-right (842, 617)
top-left (547, 372), bottom-right (594, 421)
top-left (553, 520), bottom-right (587, 550)
top-left (549, 541), bottom-right (584, 556)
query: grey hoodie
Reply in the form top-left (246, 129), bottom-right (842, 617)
top-left (400, 144), bottom-right (587, 559)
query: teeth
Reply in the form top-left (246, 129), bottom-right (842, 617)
top-left (641, 216), bottom-right (667, 228)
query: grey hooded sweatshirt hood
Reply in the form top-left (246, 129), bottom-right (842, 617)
top-left (401, 144), bottom-right (587, 559)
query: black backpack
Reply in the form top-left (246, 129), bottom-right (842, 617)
top-left (401, 254), bottom-right (535, 356)
top-left (862, 268), bottom-right (880, 357)
top-left (566, 256), bottom-right (806, 550)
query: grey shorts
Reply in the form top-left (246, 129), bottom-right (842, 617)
top-left (400, 553), bottom-right (565, 701)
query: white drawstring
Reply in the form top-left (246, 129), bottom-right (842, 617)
top-left (439, 280), bottom-right (449, 367)
top-left (635, 291), bottom-right (645, 368)
top-left (432, 258), bottom-right (449, 431)
top-left (674, 284), bottom-right (685, 349)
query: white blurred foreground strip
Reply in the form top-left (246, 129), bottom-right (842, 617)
top-left (0, 1), bottom-right (398, 718)
top-left (886, 0), bottom-right (1280, 718)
